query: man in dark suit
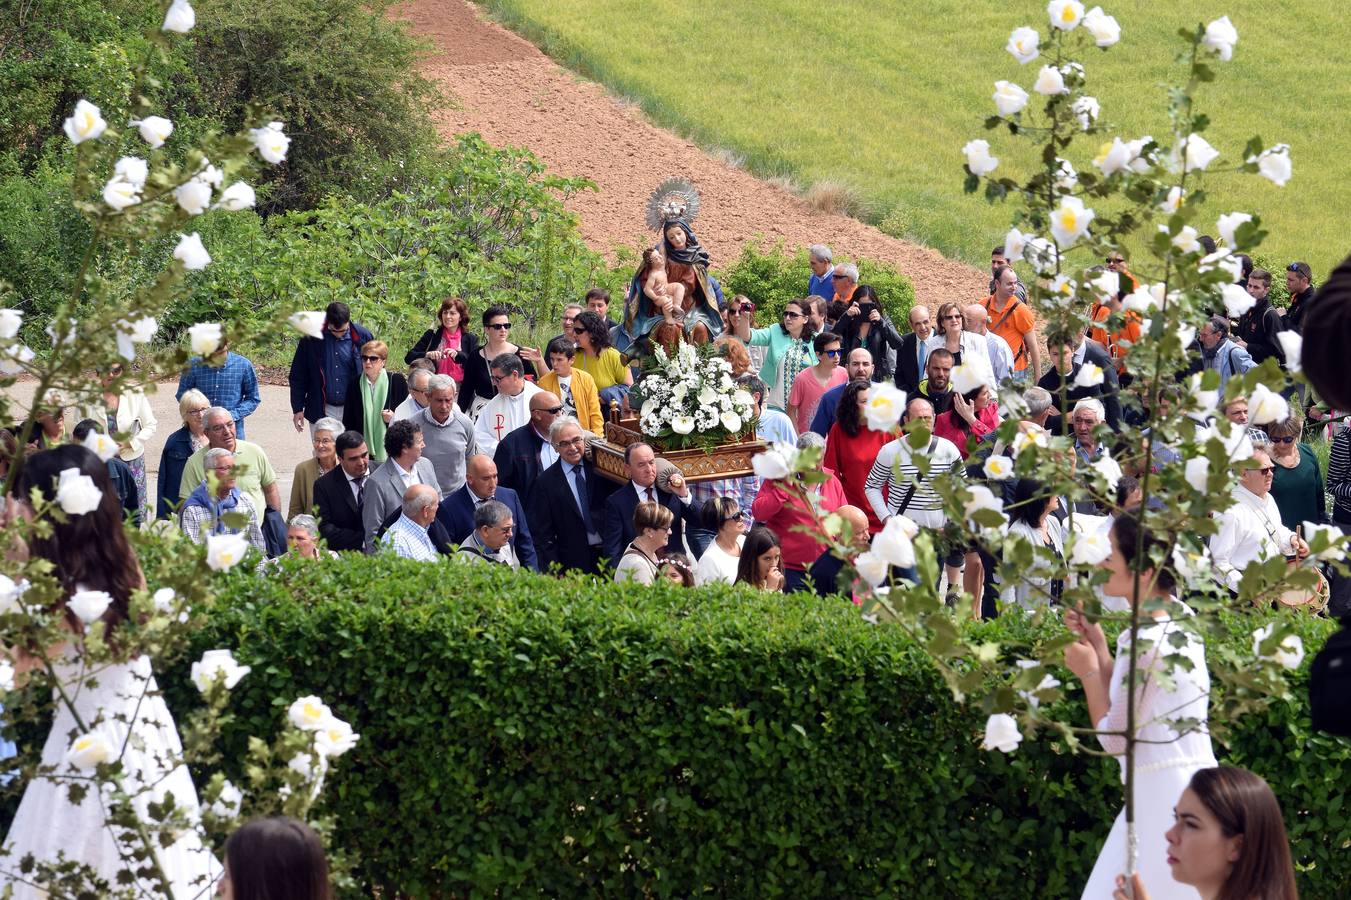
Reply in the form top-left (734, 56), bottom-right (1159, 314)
top-left (289, 301), bottom-right (374, 433)
top-left (600, 441), bottom-right (695, 566)
top-left (436, 454), bottom-right (538, 570)
top-left (526, 417), bottom-right (615, 575)
top-left (493, 390), bottom-right (562, 501)
top-left (1037, 332), bottom-right (1122, 434)
top-left (313, 430), bottom-right (369, 552)
top-left (894, 305), bottom-right (933, 395)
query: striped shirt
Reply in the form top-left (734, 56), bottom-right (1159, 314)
top-left (1330, 427), bottom-right (1351, 525)
top-left (863, 436), bottom-right (964, 529)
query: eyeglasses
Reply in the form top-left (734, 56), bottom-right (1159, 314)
top-left (572, 326), bottom-right (588, 334)
top-left (823, 349), bottom-right (842, 358)
top-left (361, 355), bottom-right (383, 363)
top-left (1270, 436), bottom-right (1296, 444)
top-left (494, 524), bottom-right (515, 534)
top-left (556, 436), bottom-right (585, 448)
top-left (1255, 466), bottom-right (1276, 476)
top-left (723, 511), bottom-right (748, 523)
top-left (943, 314), bottom-right (963, 320)
top-left (1106, 257), bottom-right (1124, 265)
top-left (490, 373), bottom-right (512, 384)
top-left (782, 311), bottom-right (804, 319)
top-left (831, 273), bottom-right (847, 279)
top-left (540, 405), bottom-right (564, 415)
top-left (486, 322), bottom-right (511, 331)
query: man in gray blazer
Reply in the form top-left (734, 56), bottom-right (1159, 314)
top-left (362, 418), bottom-right (439, 553)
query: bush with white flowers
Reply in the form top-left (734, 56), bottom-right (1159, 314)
top-left (633, 341), bottom-right (756, 449)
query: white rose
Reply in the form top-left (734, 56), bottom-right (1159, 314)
top-left (82, 430), bottom-right (118, 462)
top-left (111, 156), bottom-right (149, 189)
top-left (188, 322), bottom-right (222, 357)
top-left (153, 587), bottom-right (177, 613)
top-left (1200, 249), bottom-right (1243, 283)
top-left (1126, 135), bottom-right (1157, 173)
top-left (0, 575), bottom-right (19, 615)
top-left (1011, 427), bottom-right (1048, 457)
top-left (1047, 0), bottom-right (1084, 30)
top-left (1158, 185), bottom-right (1184, 214)
top-left (982, 713), bottom-right (1023, 753)
top-left (751, 443), bottom-right (797, 481)
top-left (871, 516), bottom-right (916, 568)
top-left (1171, 542), bottom-right (1212, 582)
top-left (720, 411), bottom-right (743, 433)
top-left (289, 696), bottom-right (333, 731)
top-left (1122, 283), bottom-right (1162, 313)
top-left (1169, 225), bottom-right (1201, 255)
top-left (205, 532), bottom-right (250, 570)
top-left (1006, 26), bottom-right (1040, 64)
top-left (288, 311), bottom-right (325, 339)
top-left (1053, 157), bottom-right (1078, 191)
top-left (313, 716), bottom-right (360, 758)
top-left (1003, 227), bottom-right (1027, 263)
top-left (1302, 522), bottom-right (1346, 562)
top-left (1247, 383), bottom-right (1289, 425)
top-left (1092, 456), bottom-right (1123, 492)
top-left (0, 344), bottom-right (35, 376)
top-left (1071, 96), bottom-right (1099, 131)
top-left (1049, 196), bottom-right (1094, 248)
top-left (1252, 623), bottom-right (1303, 670)
top-left (1184, 457), bottom-right (1210, 492)
top-left (983, 456), bottom-right (1015, 481)
top-left (1221, 284), bottom-right (1255, 318)
top-left (134, 115), bottom-right (174, 148)
top-left (1089, 270), bottom-right (1119, 301)
top-left (854, 551), bottom-right (889, 586)
top-left (1275, 331), bottom-right (1302, 373)
top-left (864, 382), bottom-right (907, 432)
top-left (174, 179), bottom-right (212, 216)
top-left (174, 232), bottom-right (211, 272)
top-left (1093, 137), bottom-right (1132, 176)
top-left (209, 780), bottom-right (243, 820)
top-left (992, 81), bottom-right (1030, 116)
top-left (250, 121), bottom-right (291, 164)
top-left (947, 363), bottom-right (983, 396)
top-left (1047, 275), bottom-right (1077, 305)
top-left (216, 182), bottom-right (256, 212)
top-left (163, 0), bottom-right (195, 33)
top-left (1015, 660), bottom-right (1063, 710)
top-left (1033, 65), bottom-right (1068, 96)
top-left (964, 485), bottom-right (1004, 522)
top-left (670, 415), bottom-right (695, 435)
top-left (1070, 530), bottom-right (1113, 566)
top-left (191, 649), bottom-right (252, 693)
top-left (1082, 6), bottom-right (1120, 46)
top-left (287, 751), bottom-right (326, 782)
top-left (1073, 363), bottom-right (1104, 388)
top-left (1251, 144), bottom-right (1291, 187)
top-left (1202, 15), bottom-right (1238, 61)
top-left (1022, 237), bottom-right (1058, 275)
top-left (68, 589), bottom-right (113, 623)
top-left (0, 309), bottom-right (21, 340)
top-left (63, 99), bottom-right (107, 145)
top-left (102, 177), bottom-right (141, 211)
top-left (65, 731), bottom-right (115, 771)
top-left (1181, 134), bottom-right (1220, 172)
top-left (962, 139), bottom-right (998, 177)
top-left (56, 468), bottom-right (102, 516)
top-left (1216, 211), bottom-right (1253, 248)
top-left (0, 660), bottom-right (13, 692)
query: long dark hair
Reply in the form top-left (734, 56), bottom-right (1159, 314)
top-left (778, 298), bottom-right (818, 343)
top-left (573, 310), bottom-right (612, 353)
top-left (950, 385), bottom-right (987, 435)
top-left (835, 380), bottom-right (872, 438)
top-left (734, 526), bottom-right (780, 588)
top-left (223, 817), bottom-right (332, 900)
top-left (15, 445), bottom-right (140, 630)
top-left (1010, 477), bottom-right (1054, 528)
top-left (1188, 767), bottom-right (1298, 900)
top-left (839, 285), bottom-right (879, 343)
top-left (1109, 508), bottom-right (1177, 594)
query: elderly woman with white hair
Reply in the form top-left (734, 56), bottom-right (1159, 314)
top-left (256, 514), bottom-right (338, 571)
top-left (156, 388), bottom-right (210, 520)
top-left (288, 416), bottom-right (343, 519)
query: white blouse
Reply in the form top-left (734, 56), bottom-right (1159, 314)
top-left (696, 536), bottom-right (744, 586)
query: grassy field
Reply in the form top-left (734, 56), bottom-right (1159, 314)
top-left (477, 0), bottom-right (1350, 277)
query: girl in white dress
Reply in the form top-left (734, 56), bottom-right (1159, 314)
top-left (1, 446), bottom-right (219, 899)
top-left (1064, 513), bottom-right (1217, 900)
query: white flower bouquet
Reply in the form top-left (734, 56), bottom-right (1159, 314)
top-left (631, 341), bottom-right (757, 450)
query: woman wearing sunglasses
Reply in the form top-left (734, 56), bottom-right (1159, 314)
top-left (732, 297), bottom-right (817, 413)
top-left (571, 310), bottom-right (633, 411)
top-left (695, 496), bottom-right (748, 586)
top-left (924, 301), bottom-right (994, 389)
top-left (341, 340), bottom-right (407, 464)
top-left (1263, 413), bottom-right (1325, 530)
top-left (460, 305), bottom-right (540, 418)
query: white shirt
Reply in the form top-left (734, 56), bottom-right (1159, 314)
top-left (1209, 484), bottom-right (1295, 591)
top-left (631, 481), bottom-right (659, 504)
top-left (347, 471), bottom-right (366, 503)
top-left (696, 536), bottom-right (744, 586)
top-left (390, 458), bottom-right (421, 491)
top-left (924, 331), bottom-right (996, 389)
top-left (474, 382), bottom-right (542, 457)
top-left (863, 436), bottom-right (964, 529)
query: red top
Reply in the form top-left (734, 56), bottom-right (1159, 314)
top-left (932, 402), bottom-right (1001, 459)
top-left (751, 470), bottom-right (848, 571)
top-left (823, 424), bottom-right (895, 532)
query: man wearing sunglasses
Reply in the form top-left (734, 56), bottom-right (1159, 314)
top-left (1210, 447), bottom-right (1310, 592)
top-left (290, 301), bottom-right (374, 434)
top-left (493, 391), bottom-right (564, 501)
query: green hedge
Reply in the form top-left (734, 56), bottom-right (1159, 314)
top-left (161, 556), bottom-right (1349, 898)
top-left (716, 241), bottom-right (916, 331)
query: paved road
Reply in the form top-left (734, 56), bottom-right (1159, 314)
top-left (4, 381), bottom-right (312, 517)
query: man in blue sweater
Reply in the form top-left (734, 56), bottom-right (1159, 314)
top-left (807, 244), bottom-right (834, 300)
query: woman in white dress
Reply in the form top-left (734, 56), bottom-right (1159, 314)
top-left (1001, 478), bottom-right (1065, 611)
top-left (1, 446), bottom-right (218, 899)
top-left (1064, 513), bottom-right (1217, 900)
top-left (695, 496), bottom-right (746, 586)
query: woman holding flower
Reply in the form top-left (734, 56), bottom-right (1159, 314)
top-left (1066, 512), bottom-right (1216, 900)
top-left (734, 298), bottom-right (817, 413)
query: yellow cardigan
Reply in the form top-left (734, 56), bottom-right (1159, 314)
top-left (538, 368), bottom-right (604, 435)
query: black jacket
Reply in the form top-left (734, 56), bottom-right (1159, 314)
top-left (601, 483), bottom-right (694, 568)
top-left (837, 311), bottom-right (903, 382)
top-left (1037, 339), bottom-right (1122, 434)
top-left (288, 322), bottom-right (374, 423)
top-left (493, 422), bottom-right (550, 501)
top-left (404, 328), bottom-right (481, 369)
top-left (1234, 298), bottom-right (1285, 365)
top-left (526, 458), bottom-right (616, 575)
top-left (341, 373), bottom-right (409, 436)
top-left (459, 347), bottom-right (539, 412)
top-left (894, 332), bottom-right (925, 394)
top-left (1286, 286), bottom-right (1314, 334)
top-left (313, 466), bottom-right (366, 552)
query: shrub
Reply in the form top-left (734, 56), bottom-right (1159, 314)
top-left (160, 555), bottom-right (1350, 898)
top-left (716, 241), bottom-right (916, 332)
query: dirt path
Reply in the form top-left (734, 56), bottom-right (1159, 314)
top-left (397, 0), bottom-right (984, 313)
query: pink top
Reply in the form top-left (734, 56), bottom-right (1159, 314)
top-left (751, 470), bottom-right (848, 571)
top-left (932, 402), bottom-right (1001, 459)
top-left (787, 366), bottom-right (847, 434)
top-left (437, 328), bottom-right (464, 382)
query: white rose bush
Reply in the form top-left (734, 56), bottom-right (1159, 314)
top-left (630, 341), bottom-right (757, 450)
top-left (0, 2), bottom-right (356, 895)
top-left (761, 3), bottom-right (1348, 885)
